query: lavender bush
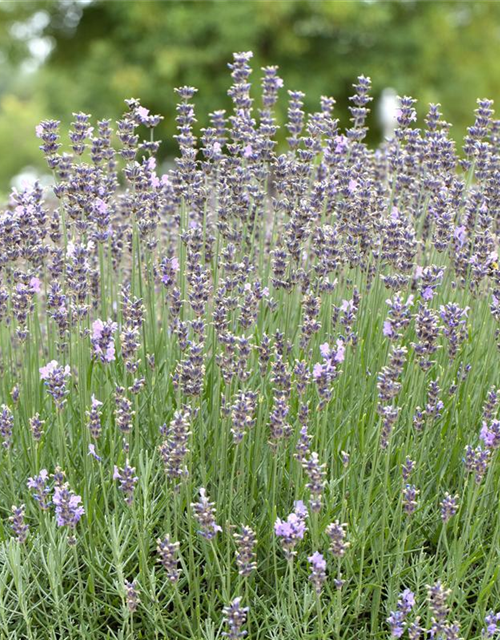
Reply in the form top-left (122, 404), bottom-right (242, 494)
top-left (0, 50), bottom-right (499, 639)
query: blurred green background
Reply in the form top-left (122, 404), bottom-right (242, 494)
top-left (0, 0), bottom-right (499, 193)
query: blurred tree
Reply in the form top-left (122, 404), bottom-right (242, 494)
top-left (0, 0), bottom-right (499, 191)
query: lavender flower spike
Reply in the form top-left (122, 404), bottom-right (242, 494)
top-left (124, 580), bottom-right (140, 613)
top-left (113, 461), bottom-right (138, 505)
top-left (92, 318), bottom-right (118, 363)
top-left (482, 611), bottom-right (500, 637)
top-left (326, 520), bottom-right (349, 557)
top-left (191, 488), bottom-right (222, 540)
top-left (223, 597), bottom-right (248, 639)
top-left (234, 525), bottom-right (257, 577)
top-left (308, 551), bottom-right (327, 594)
top-left (157, 535), bottom-right (181, 583)
top-left (275, 502), bottom-right (307, 560)
top-left (39, 360), bottom-right (71, 409)
top-left (27, 469), bottom-right (51, 510)
top-left (0, 404), bottom-right (14, 448)
top-left (53, 482), bottom-right (85, 544)
top-left (10, 505), bottom-right (29, 543)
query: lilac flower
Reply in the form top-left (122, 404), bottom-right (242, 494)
top-left (86, 395), bottom-right (103, 439)
top-left (439, 303), bottom-right (469, 359)
top-left (27, 469), bottom-right (51, 510)
top-left (384, 294), bottom-right (414, 341)
top-left (88, 444), bottom-right (102, 462)
top-left (39, 360), bottom-right (71, 409)
top-left (124, 580), bottom-right (140, 613)
top-left (480, 420), bottom-right (500, 449)
top-left (230, 392), bottom-right (257, 443)
top-left (160, 256), bottom-right (180, 289)
top-left (223, 597), bottom-right (248, 639)
top-left (295, 424), bottom-right (312, 463)
top-left (275, 503), bottom-right (307, 560)
top-left (402, 484), bottom-right (419, 516)
top-left (91, 319), bottom-right (118, 363)
top-left (402, 457), bottom-right (415, 481)
top-left (308, 551), bottom-right (327, 594)
top-left (157, 535), bottom-right (181, 583)
top-left (313, 339), bottom-right (345, 406)
top-left (408, 619), bottom-right (424, 639)
top-left (0, 404), bottom-right (14, 448)
top-left (341, 450), bottom-right (350, 467)
top-left (9, 505), bottom-right (29, 543)
top-left (387, 610), bottom-right (405, 638)
top-left (30, 277), bottom-right (42, 293)
top-left (440, 493), bottom-right (459, 522)
top-left (159, 409), bottom-right (191, 480)
top-left (113, 461), bottom-right (138, 505)
top-left (53, 483), bottom-right (85, 543)
top-left (454, 225), bottom-right (466, 247)
top-left (115, 388), bottom-right (135, 436)
top-left (482, 387), bottom-right (500, 423)
top-left (302, 452), bottom-right (326, 512)
top-left (191, 488), bottom-right (222, 540)
top-left (464, 445), bottom-right (491, 484)
top-left (234, 525), bottom-right (257, 577)
top-left (29, 413), bottom-right (45, 442)
top-left (482, 611), bottom-right (500, 637)
top-left (326, 520), bottom-right (349, 557)
top-left (427, 581), bottom-right (451, 638)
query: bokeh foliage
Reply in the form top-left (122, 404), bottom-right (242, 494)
top-left (0, 0), bottom-right (499, 190)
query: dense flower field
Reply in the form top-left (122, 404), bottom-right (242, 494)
top-left (0, 51), bottom-right (499, 639)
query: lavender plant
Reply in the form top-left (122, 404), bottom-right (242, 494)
top-left (0, 51), bottom-right (498, 639)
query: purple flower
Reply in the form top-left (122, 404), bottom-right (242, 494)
top-left (387, 589), bottom-right (415, 638)
top-left (88, 444), bottom-right (102, 462)
top-left (157, 535), bottom-right (181, 583)
top-left (0, 404), bottom-right (14, 448)
top-left (39, 360), bottom-right (71, 409)
top-left (27, 469), bottom-right (51, 510)
top-left (234, 525), bottom-right (257, 577)
top-left (223, 597), bottom-right (248, 639)
top-left (159, 409), bottom-right (191, 479)
top-left (30, 277), bottom-right (42, 293)
top-left (422, 286), bottom-right (434, 301)
top-left (53, 483), bottom-right (85, 542)
top-left (402, 484), bottom-right (419, 515)
top-left (124, 580), bottom-right (140, 612)
top-left (387, 610), bottom-right (405, 638)
top-left (92, 319), bottom-right (118, 363)
top-left (308, 551), bottom-right (327, 594)
top-left (113, 461), bottom-right (138, 505)
top-left (39, 360), bottom-right (69, 381)
top-left (9, 505), bottom-right (29, 543)
top-left (275, 503), bottom-right (307, 559)
top-left (312, 363), bottom-right (324, 379)
top-left (383, 320), bottom-right (394, 337)
top-left (440, 493), bottom-right (459, 522)
top-left (87, 395), bottom-right (103, 439)
top-left (454, 225), bottom-right (467, 247)
top-left (480, 421), bottom-right (500, 449)
top-left (326, 520), bottom-right (349, 557)
top-left (398, 589), bottom-right (415, 615)
top-left (482, 611), bottom-right (500, 637)
top-left (191, 488), bottom-right (222, 540)
top-left (293, 499), bottom-right (308, 518)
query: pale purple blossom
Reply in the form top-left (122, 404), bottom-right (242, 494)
top-left (308, 551), bottom-right (327, 594)
top-left (275, 502), bottom-right (307, 559)
top-left (191, 488), bottom-right (222, 540)
top-left (92, 319), bottom-right (118, 363)
top-left (39, 360), bottom-right (71, 409)
top-left (53, 483), bottom-right (85, 542)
